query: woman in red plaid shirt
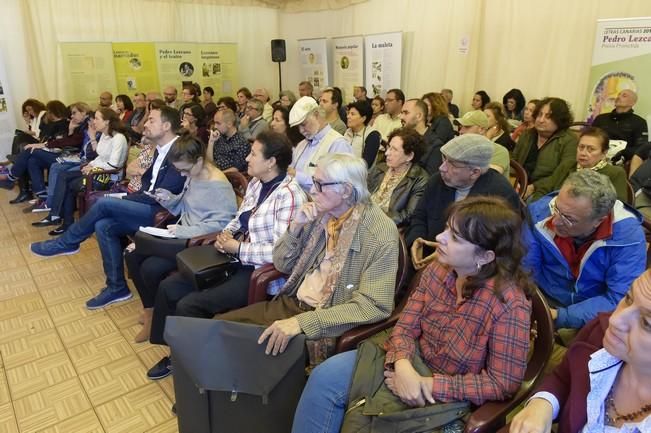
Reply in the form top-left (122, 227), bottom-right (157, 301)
top-left (291, 196), bottom-right (533, 433)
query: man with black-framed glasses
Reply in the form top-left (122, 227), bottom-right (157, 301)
top-left (523, 169), bottom-right (646, 332)
top-left (405, 134), bottom-right (521, 271)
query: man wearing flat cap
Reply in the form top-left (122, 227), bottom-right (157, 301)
top-left (405, 134), bottom-right (521, 270)
top-left (455, 110), bottom-right (510, 178)
top-left (288, 96), bottom-right (352, 191)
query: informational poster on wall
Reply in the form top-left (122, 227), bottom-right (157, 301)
top-left (61, 43), bottom-right (117, 105)
top-left (298, 38), bottom-right (329, 94)
top-left (112, 42), bottom-right (160, 94)
top-left (364, 32), bottom-right (402, 98)
top-left (198, 43), bottom-right (239, 96)
top-left (0, 48), bottom-right (16, 157)
top-left (155, 43), bottom-right (201, 93)
top-left (586, 17), bottom-right (651, 123)
top-left (332, 36), bottom-right (364, 103)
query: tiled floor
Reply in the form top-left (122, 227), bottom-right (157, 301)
top-left (0, 187), bottom-right (178, 433)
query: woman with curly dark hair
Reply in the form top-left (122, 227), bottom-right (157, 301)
top-left (292, 195), bottom-right (533, 433)
top-left (512, 97), bottom-right (578, 200)
top-left (502, 88), bottom-right (526, 121)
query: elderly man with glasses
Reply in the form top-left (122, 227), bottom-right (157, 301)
top-left (405, 133), bottom-right (521, 271)
top-left (238, 99), bottom-right (269, 142)
top-left (523, 169), bottom-right (646, 332)
top-left (288, 96), bottom-right (352, 192)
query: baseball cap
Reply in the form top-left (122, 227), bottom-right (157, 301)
top-left (454, 110), bottom-right (489, 129)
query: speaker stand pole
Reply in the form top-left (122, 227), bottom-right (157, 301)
top-left (277, 61), bottom-right (282, 95)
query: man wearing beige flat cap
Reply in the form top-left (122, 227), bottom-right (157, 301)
top-left (288, 96), bottom-right (352, 191)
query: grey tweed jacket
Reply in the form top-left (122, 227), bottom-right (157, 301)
top-left (272, 203), bottom-right (400, 339)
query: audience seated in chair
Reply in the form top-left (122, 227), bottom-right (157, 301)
top-left (125, 133), bottom-right (238, 343)
top-left (512, 97), bottom-right (578, 200)
top-left (208, 108), bottom-right (251, 172)
top-left (530, 127), bottom-right (628, 203)
top-left (510, 99), bottom-right (540, 142)
top-left (367, 127), bottom-right (429, 227)
top-left (522, 169), bottom-right (646, 331)
top-left (238, 98), bottom-right (269, 142)
top-left (373, 89), bottom-right (405, 141)
top-left (509, 270), bottom-right (651, 433)
top-left (291, 196), bottom-right (532, 433)
top-left (0, 102), bottom-right (92, 210)
top-left (29, 106), bottom-right (185, 311)
top-left (270, 105), bottom-right (304, 147)
top-left (320, 88), bottom-right (347, 135)
top-left (405, 133), bottom-right (521, 272)
top-left (484, 101), bottom-right (516, 152)
top-left (145, 131), bottom-right (306, 380)
top-left (455, 110), bottom-right (511, 178)
top-left (592, 89), bottom-right (648, 162)
top-left (400, 98), bottom-right (448, 175)
top-left (30, 108), bottom-right (128, 235)
top-left (180, 103), bottom-right (209, 145)
top-left (343, 100), bottom-right (381, 168)
top-left (4, 100), bottom-right (70, 203)
top-left (288, 97), bottom-right (352, 192)
top-left (213, 153), bottom-right (400, 367)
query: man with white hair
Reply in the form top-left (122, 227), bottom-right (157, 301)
top-left (253, 88), bottom-right (274, 123)
top-left (405, 134), bottom-right (520, 270)
top-left (288, 96), bottom-right (353, 191)
top-left (592, 89), bottom-right (648, 161)
top-left (216, 152), bottom-right (400, 358)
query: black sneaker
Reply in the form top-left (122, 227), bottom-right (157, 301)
top-left (48, 225), bottom-right (68, 236)
top-left (147, 356), bottom-right (172, 380)
top-left (32, 216), bottom-right (61, 227)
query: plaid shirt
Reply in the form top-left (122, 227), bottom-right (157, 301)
top-left (384, 260), bottom-right (531, 405)
top-left (224, 175), bottom-right (306, 268)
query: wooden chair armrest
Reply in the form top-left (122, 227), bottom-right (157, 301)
top-left (335, 313), bottom-right (401, 353)
top-left (248, 264), bottom-right (288, 305)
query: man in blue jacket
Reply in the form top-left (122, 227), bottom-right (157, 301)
top-left (30, 106), bottom-right (185, 310)
top-left (523, 169), bottom-right (646, 330)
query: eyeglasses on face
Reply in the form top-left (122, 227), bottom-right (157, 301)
top-left (441, 155), bottom-right (471, 169)
top-left (551, 201), bottom-right (577, 227)
top-left (311, 177), bottom-right (345, 193)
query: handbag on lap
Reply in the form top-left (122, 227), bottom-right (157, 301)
top-left (176, 244), bottom-right (239, 291)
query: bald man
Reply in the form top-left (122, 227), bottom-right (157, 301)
top-left (592, 89), bottom-right (648, 161)
top-left (99, 91), bottom-right (113, 110)
top-left (163, 86), bottom-right (179, 109)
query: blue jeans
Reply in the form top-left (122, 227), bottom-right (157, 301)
top-left (46, 162), bottom-right (80, 207)
top-left (291, 350), bottom-right (357, 433)
top-left (27, 149), bottom-right (59, 195)
top-left (10, 148), bottom-right (58, 196)
top-left (57, 197), bottom-right (158, 293)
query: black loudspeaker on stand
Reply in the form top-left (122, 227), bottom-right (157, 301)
top-left (271, 39), bottom-right (286, 96)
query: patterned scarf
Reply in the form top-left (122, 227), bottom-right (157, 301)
top-left (577, 158), bottom-right (608, 171)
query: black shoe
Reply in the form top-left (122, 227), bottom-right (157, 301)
top-left (9, 191), bottom-right (33, 204)
top-left (32, 216), bottom-right (61, 227)
top-left (147, 356), bottom-right (172, 380)
top-left (48, 225), bottom-right (68, 236)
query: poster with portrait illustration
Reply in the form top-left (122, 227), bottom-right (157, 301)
top-left (364, 32), bottom-right (402, 98)
top-left (155, 43), bottom-right (200, 95)
top-left (197, 43), bottom-right (238, 96)
top-left (586, 17), bottom-right (651, 124)
top-left (298, 38), bottom-right (329, 94)
top-left (112, 42), bottom-right (160, 94)
top-left (333, 36), bottom-right (364, 103)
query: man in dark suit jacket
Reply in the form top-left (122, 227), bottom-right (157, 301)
top-left (30, 106), bottom-right (185, 309)
top-left (405, 134), bottom-right (521, 270)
